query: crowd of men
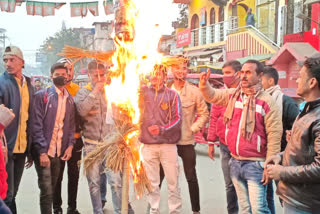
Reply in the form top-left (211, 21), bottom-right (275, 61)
top-left (0, 45), bottom-right (319, 214)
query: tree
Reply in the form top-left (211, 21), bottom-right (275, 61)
top-left (39, 28), bottom-right (83, 76)
top-left (172, 3), bottom-right (188, 30)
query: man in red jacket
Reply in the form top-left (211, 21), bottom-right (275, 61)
top-left (200, 60), bottom-right (282, 214)
top-left (207, 60), bottom-right (241, 214)
top-left (0, 104), bottom-right (15, 214)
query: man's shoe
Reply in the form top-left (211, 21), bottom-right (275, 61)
top-left (102, 200), bottom-right (107, 209)
top-left (67, 208), bottom-right (80, 214)
top-left (54, 208), bottom-right (63, 214)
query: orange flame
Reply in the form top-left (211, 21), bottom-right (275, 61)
top-left (104, 0), bottom-right (176, 196)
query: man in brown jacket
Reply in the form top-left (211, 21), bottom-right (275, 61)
top-left (168, 59), bottom-right (209, 214)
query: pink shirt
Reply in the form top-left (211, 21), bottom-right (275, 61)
top-left (47, 87), bottom-right (68, 158)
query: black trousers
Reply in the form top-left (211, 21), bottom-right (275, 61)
top-left (34, 156), bottom-right (61, 214)
top-left (53, 138), bottom-right (83, 211)
top-left (160, 144), bottom-right (200, 212)
top-left (4, 153), bottom-right (26, 214)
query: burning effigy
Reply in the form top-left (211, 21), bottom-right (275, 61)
top-left (58, 0), bottom-right (187, 212)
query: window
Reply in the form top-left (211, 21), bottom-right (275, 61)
top-left (256, 0), bottom-right (275, 40)
top-left (210, 8), bottom-right (215, 24)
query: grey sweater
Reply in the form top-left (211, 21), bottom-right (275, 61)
top-left (75, 85), bottom-right (108, 142)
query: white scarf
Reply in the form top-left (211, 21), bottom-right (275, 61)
top-left (266, 85), bottom-right (283, 115)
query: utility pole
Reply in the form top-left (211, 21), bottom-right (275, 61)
top-left (0, 28), bottom-right (7, 50)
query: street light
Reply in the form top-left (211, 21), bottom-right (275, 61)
top-left (296, 13), bottom-right (320, 26)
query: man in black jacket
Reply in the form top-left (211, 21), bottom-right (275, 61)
top-left (261, 66), bottom-right (299, 213)
top-left (0, 46), bottom-right (34, 214)
top-left (262, 67), bottom-right (299, 151)
top-left (265, 56), bottom-right (320, 214)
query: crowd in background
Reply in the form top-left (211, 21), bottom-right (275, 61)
top-left (0, 45), bottom-right (319, 214)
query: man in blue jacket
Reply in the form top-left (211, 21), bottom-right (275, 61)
top-left (140, 65), bottom-right (182, 214)
top-left (0, 46), bottom-right (34, 214)
top-left (32, 62), bottom-right (75, 214)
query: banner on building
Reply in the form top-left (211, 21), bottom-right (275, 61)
top-left (200, 7), bottom-right (206, 25)
top-left (176, 28), bottom-right (191, 48)
top-left (0, 0), bottom-right (24, 13)
top-left (26, 1), bottom-right (65, 16)
top-left (70, 1), bottom-right (99, 17)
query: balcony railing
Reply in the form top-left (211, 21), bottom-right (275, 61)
top-left (190, 16), bottom-right (238, 48)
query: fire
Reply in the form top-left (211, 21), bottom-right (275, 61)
top-left (104, 0), bottom-right (174, 124)
top-left (103, 0), bottom-right (177, 198)
top-left (125, 130), bottom-right (144, 186)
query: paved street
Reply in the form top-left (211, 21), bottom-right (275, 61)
top-left (16, 144), bottom-right (282, 214)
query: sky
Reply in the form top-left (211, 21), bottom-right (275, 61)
top-left (0, 0), bottom-right (179, 66)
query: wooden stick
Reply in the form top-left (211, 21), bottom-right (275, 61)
top-left (121, 158), bottom-right (130, 214)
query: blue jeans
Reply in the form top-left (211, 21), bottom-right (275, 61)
top-left (266, 181), bottom-right (275, 214)
top-left (84, 142), bottom-right (134, 214)
top-left (220, 144), bottom-right (238, 214)
top-left (229, 158), bottom-right (270, 214)
top-left (0, 198), bottom-right (12, 214)
top-left (283, 203), bottom-right (312, 214)
top-left (100, 173), bottom-right (107, 202)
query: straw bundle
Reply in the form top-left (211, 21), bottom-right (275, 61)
top-left (82, 119), bottom-right (152, 197)
top-left (58, 45), bottom-right (114, 65)
top-left (161, 55), bottom-right (188, 67)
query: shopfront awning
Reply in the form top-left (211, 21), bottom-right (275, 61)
top-left (237, 54), bottom-right (274, 64)
top-left (185, 49), bottom-right (223, 60)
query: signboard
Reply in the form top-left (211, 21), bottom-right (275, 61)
top-left (200, 7), bottom-right (206, 25)
top-left (170, 42), bottom-right (184, 55)
top-left (278, 71), bottom-right (286, 79)
top-left (176, 28), bottom-right (191, 48)
top-left (172, 0), bottom-right (190, 4)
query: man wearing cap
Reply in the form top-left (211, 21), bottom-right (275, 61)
top-left (53, 58), bottom-right (83, 214)
top-left (0, 46), bottom-right (34, 214)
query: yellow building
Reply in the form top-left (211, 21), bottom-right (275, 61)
top-left (181, 0), bottom-right (279, 67)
